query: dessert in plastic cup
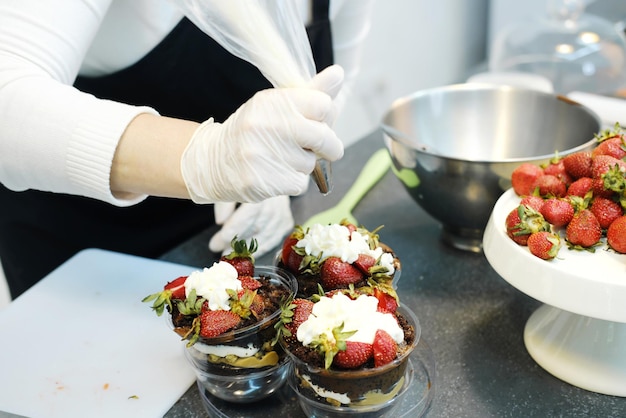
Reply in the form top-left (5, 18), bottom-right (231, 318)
top-left (276, 220), bottom-right (402, 298)
top-left (143, 238), bottom-right (297, 402)
top-left (276, 286), bottom-right (420, 414)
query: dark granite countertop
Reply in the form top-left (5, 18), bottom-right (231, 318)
top-left (160, 129), bottom-right (626, 417)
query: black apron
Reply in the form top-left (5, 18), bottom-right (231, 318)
top-left (0, 1), bottom-right (333, 298)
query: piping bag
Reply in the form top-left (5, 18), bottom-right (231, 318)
top-left (172, 0), bottom-right (333, 194)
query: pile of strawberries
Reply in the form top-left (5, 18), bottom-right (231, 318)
top-left (507, 123), bottom-right (626, 260)
top-left (143, 237), bottom-right (285, 346)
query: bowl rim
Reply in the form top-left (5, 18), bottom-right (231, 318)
top-left (381, 82), bottom-right (601, 164)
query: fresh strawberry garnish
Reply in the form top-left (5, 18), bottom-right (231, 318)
top-left (372, 329), bottom-right (397, 367)
top-left (607, 216), bottom-right (626, 253)
top-left (562, 151), bottom-right (593, 179)
top-left (540, 197), bottom-right (574, 227)
top-left (239, 275), bottom-right (262, 290)
top-left (511, 162), bottom-right (543, 196)
top-left (566, 209), bottom-right (602, 250)
top-left (527, 231), bottom-right (561, 260)
top-left (333, 341), bottom-right (373, 369)
top-left (220, 237), bottom-right (257, 276)
top-left (142, 275), bottom-right (188, 316)
top-left (275, 298), bottom-right (314, 343)
top-left (281, 235), bottom-right (304, 273)
top-left (373, 287), bottom-right (398, 313)
top-left (353, 254), bottom-right (376, 276)
top-left (199, 310), bottom-right (241, 338)
top-left (320, 257), bottom-right (364, 289)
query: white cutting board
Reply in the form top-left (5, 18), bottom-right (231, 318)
top-left (0, 249), bottom-right (199, 418)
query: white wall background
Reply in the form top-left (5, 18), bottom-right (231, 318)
top-left (334, 0), bottom-right (490, 146)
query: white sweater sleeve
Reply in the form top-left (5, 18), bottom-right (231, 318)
top-left (0, 0), bottom-right (158, 206)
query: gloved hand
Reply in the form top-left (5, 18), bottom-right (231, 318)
top-left (181, 65), bottom-right (345, 204)
top-left (208, 195), bottom-right (294, 257)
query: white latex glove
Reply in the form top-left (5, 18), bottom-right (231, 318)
top-left (181, 65), bottom-right (345, 204)
top-left (209, 195), bottom-right (294, 257)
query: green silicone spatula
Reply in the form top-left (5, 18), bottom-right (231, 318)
top-left (302, 148), bottom-right (392, 228)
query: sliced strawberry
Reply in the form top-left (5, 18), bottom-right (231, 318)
top-left (373, 288), bottom-right (398, 313)
top-left (320, 257), bottom-right (364, 289)
top-left (353, 254), bottom-right (376, 276)
top-left (333, 341), bottom-right (373, 369)
top-left (199, 310), bottom-right (241, 338)
top-left (239, 275), bottom-right (262, 290)
top-left (372, 329), bottom-right (397, 367)
top-left (165, 276), bottom-right (188, 300)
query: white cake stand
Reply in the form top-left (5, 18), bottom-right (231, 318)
top-left (483, 189), bottom-right (626, 396)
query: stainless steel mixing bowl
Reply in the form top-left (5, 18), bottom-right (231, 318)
top-left (382, 83), bottom-right (601, 252)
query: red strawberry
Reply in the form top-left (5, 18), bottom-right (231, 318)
top-left (239, 275), bottom-right (262, 290)
top-left (562, 151), bottom-right (593, 179)
top-left (511, 163), bottom-right (543, 196)
top-left (249, 294), bottom-right (266, 319)
top-left (590, 197), bottom-right (623, 229)
top-left (372, 329), bottom-right (397, 367)
top-left (532, 174), bottom-right (567, 197)
top-left (281, 235), bottom-right (303, 273)
top-left (591, 177), bottom-right (615, 199)
top-left (199, 310), bottom-right (241, 338)
top-left (592, 124), bottom-right (626, 159)
top-left (505, 205), bottom-right (551, 246)
top-left (543, 159), bottom-right (572, 186)
top-left (320, 257), bottom-right (364, 289)
top-left (567, 177), bottom-right (593, 197)
top-left (353, 254), bottom-right (376, 276)
top-left (520, 195), bottom-right (545, 212)
top-left (607, 216), bottom-right (626, 253)
top-left (591, 155), bottom-right (626, 179)
top-left (220, 237), bottom-right (257, 276)
top-left (373, 288), bottom-right (398, 313)
top-left (333, 341), bottom-right (373, 369)
top-left (540, 197), bottom-right (574, 227)
top-left (527, 231), bottom-right (561, 260)
top-left (281, 298), bottom-right (314, 340)
top-left (165, 276), bottom-right (188, 300)
top-left (566, 209), bottom-right (602, 249)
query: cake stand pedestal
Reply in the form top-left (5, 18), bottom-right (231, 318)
top-left (483, 189), bottom-right (626, 397)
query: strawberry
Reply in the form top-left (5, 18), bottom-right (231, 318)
top-left (562, 151), bottom-right (593, 179)
top-left (220, 237), bottom-right (258, 276)
top-left (543, 158), bottom-right (572, 186)
top-left (601, 163), bottom-right (626, 195)
top-left (532, 174), bottom-right (567, 197)
top-left (520, 195), bottom-right (545, 212)
top-left (505, 204), bottom-right (551, 246)
top-left (591, 155), bottom-right (626, 179)
top-left (592, 123), bottom-right (626, 159)
top-left (590, 197), bottom-right (623, 229)
top-left (567, 177), bottom-right (593, 197)
top-left (527, 231), bottom-right (561, 260)
top-left (607, 215), bottom-right (626, 253)
top-left (566, 209), bottom-right (602, 249)
top-left (277, 298), bottom-right (314, 341)
top-left (239, 275), bottom-right (262, 290)
top-left (281, 235), bottom-right (303, 273)
top-left (372, 329), bottom-right (397, 367)
top-left (353, 254), bottom-right (376, 276)
top-left (540, 197), bottom-right (574, 227)
top-left (511, 163), bottom-right (543, 196)
top-left (142, 275), bottom-right (188, 316)
top-left (320, 256), bottom-right (364, 289)
top-left (333, 341), bottom-right (373, 369)
top-left (199, 310), bottom-right (240, 338)
top-left (591, 177), bottom-right (614, 199)
top-left (373, 287), bottom-right (398, 313)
